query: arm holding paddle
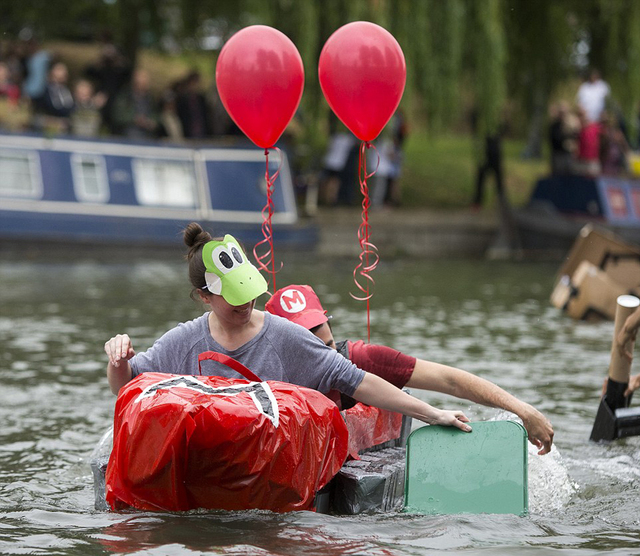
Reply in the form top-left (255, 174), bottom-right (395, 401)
top-left (618, 308), bottom-right (640, 399)
top-left (600, 306), bottom-right (640, 397)
top-left (407, 359), bottom-right (554, 454)
top-left (105, 334), bottom-right (135, 394)
top-left (353, 372), bottom-right (472, 432)
top-left (618, 304), bottom-right (640, 357)
top-left (618, 306), bottom-right (640, 396)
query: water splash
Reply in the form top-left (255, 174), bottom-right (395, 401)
top-left (490, 412), bottom-right (578, 515)
top-left (528, 443), bottom-right (579, 514)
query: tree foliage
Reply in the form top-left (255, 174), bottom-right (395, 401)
top-left (6, 0), bottom-right (640, 148)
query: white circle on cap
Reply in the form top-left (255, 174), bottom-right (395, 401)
top-left (280, 289), bottom-right (307, 313)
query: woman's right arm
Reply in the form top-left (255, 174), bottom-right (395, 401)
top-left (352, 372), bottom-right (472, 431)
top-left (105, 334), bottom-right (135, 395)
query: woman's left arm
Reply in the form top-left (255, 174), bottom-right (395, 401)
top-left (407, 359), bottom-right (554, 454)
top-left (352, 372), bottom-right (472, 431)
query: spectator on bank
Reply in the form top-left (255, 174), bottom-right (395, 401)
top-left (158, 88), bottom-right (184, 142)
top-left (0, 61), bottom-right (21, 105)
top-left (21, 34), bottom-right (51, 102)
top-left (372, 108), bottom-right (408, 208)
top-left (318, 113), bottom-right (359, 206)
top-left (208, 77), bottom-right (240, 136)
top-left (39, 62), bottom-right (74, 115)
top-left (0, 59), bottom-right (25, 131)
top-left (1, 40), bottom-right (26, 91)
top-left (548, 101), bottom-right (579, 175)
top-left (472, 131), bottom-right (505, 210)
top-left (110, 68), bottom-right (158, 140)
top-left (574, 107), bottom-right (602, 177)
top-left (470, 107), bottom-right (508, 211)
top-left (576, 69), bottom-right (610, 124)
top-left (320, 134), bottom-right (357, 206)
top-left (176, 71), bottom-right (212, 139)
top-left (599, 110), bottom-right (629, 176)
top-left (84, 41), bottom-right (132, 134)
top-left (33, 61), bottom-right (74, 134)
top-left (70, 79), bottom-right (105, 137)
top-left (637, 103), bottom-right (640, 150)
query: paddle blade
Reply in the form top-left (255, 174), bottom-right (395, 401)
top-left (404, 421), bottom-right (528, 515)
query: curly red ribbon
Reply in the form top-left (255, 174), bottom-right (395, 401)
top-left (253, 147), bottom-right (283, 293)
top-left (351, 141), bottom-right (380, 342)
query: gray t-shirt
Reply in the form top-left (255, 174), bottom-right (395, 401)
top-left (130, 312), bottom-right (366, 396)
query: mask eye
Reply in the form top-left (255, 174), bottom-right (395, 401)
top-left (231, 246), bottom-right (243, 264)
top-left (218, 251), bottom-right (234, 269)
top-left (211, 245), bottom-right (236, 274)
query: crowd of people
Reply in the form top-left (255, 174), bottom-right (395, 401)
top-left (549, 69), bottom-right (632, 178)
top-left (0, 34), bottom-right (240, 141)
top-left (1, 35), bottom-right (635, 205)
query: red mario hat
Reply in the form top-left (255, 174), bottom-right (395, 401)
top-left (265, 284), bottom-right (328, 330)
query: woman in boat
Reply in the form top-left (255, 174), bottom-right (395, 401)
top-left (104, 222), bottom-right (472, 432)
top-left (266, 284), bottom-right (555, 455)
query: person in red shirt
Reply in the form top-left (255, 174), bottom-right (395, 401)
top-left (0, 61), bottom-right (20, 105)
top-left (576, 107), bottom-right (602, 176)
top-left (266, 284), bottom-right (554, 455)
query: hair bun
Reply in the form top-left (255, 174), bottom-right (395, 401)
top-left (183, 222), bottom-right (212, 254)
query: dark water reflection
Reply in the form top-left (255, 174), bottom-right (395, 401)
top-left (2, 255), bottom-right (640, 555)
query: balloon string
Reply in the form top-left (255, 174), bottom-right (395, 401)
top-left (253, 147), bottom-right (283, 293)
top-left (350, 141), bottom-right (380, 343)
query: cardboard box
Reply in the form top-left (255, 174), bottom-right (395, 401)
top-left (551, 260), bottom-right (629, 320)
top-left (555, 224), bottom-right (640, 293)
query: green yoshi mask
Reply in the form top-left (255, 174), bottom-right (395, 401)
top-left (202, 235), bottom-right (268, 306)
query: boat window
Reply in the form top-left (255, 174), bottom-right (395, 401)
top-left (0, 150), bottom-right (41, 198)
top-left (132, 159), bottom-right (197, 208)
top-left (71, 154), bottom-right (109, 203)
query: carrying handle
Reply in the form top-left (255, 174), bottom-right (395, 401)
top-left (198, 351), bottom-right (262, 382)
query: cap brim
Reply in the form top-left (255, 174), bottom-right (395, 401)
top-left (291, 309), bottom-right (328, 330)
top-left (221, 264), bottom-right (268, 306)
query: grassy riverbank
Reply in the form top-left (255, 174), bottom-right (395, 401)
top-left (400, 132), bottom-right (548, 209)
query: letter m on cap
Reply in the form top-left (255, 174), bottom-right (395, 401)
top-left (280, 289), bottom-right (306, 313)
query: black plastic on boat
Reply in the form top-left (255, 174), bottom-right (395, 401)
top-left (590, 378), bottom-right (640, 441)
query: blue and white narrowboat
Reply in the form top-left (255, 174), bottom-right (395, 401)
top-left (0, 132), bottom-right (316, 252)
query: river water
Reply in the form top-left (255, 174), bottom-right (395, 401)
top-left (1, 253), bottom-right (639, 555)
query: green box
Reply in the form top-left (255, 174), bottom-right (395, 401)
top-left (404, 421), bottom-right (528, 516)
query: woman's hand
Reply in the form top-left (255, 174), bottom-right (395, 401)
top-left (625, 374), bottom-right (640, 397)
top-left (105, 334), bottom-right (135, 395)
top-left (617, 325), bottom-right (637, 362)
top-left (520, 405), bottom-right (554, 455)
top-left (428, 409), bottom-right (472, 432)
top-left (104, 334), bottom-right (135, 367)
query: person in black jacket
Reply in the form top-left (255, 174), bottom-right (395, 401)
top-left (176, 71), bottom-right (212, 139)
top-left (34, 61), bottom-right (74, 133)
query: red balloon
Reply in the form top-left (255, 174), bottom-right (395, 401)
top-left (319, 22), bottom-right (406, 142)
top-left (216, 26), bottom-right (304, 149)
